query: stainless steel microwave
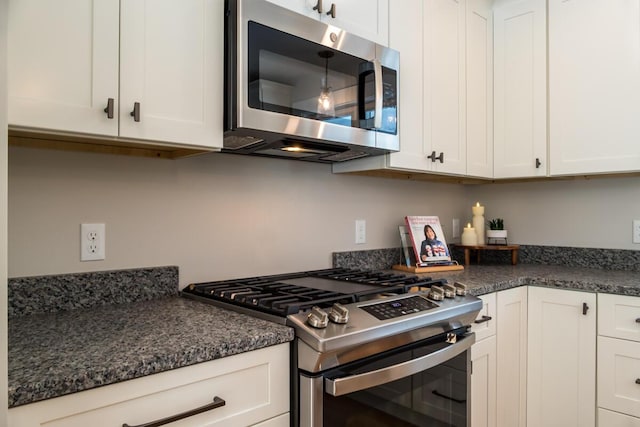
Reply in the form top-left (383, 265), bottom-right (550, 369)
top-left (224, 0), bottom-right (400, 163)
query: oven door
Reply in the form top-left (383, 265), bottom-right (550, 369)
top-left (298, 331), bottom-right (474, 427)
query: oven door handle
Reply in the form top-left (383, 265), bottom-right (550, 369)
top-left (324, 333), bottom-right (475, 397)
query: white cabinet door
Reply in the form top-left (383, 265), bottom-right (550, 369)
top-left (424, 0), bottom-right (467, 176)
top-left (266, 0), bottom-right (389, 46)
top-left (8, 344), bottom-right (290, 427)
top-left (471, 335), bottom-right (497, 427)
top-left (465, 0), bottom-right (493, 178)
top-left (549, 0), bottom-right (640, 175)
top-left (496, 286), bottom-right (527, 427)
top-left (598, 293), bottom-right (640, 342)
top-left (119, 0), bottom-right (223, 148)
top-left (493, 0), bottom-right (547, 178)
top-left (8, 0), bottom-right (119, 136)
top-left (323, 0), bottom-right (389, 46)
top-left (527, 287), bottom-right (596, 427)
top-left (264, 0), bottom-right (320, 20)
top-left (598, 336), bottom-right (640, 419)
top-left (598, 408), bottom-right (640, 427)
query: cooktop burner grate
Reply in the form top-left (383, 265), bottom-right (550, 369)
top-left (183, 268), bottom-right (447, 317)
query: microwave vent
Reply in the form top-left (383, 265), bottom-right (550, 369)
top-left (321, 150), bottom-right (369, 162)
top-left (224, 135), bottom-right (264, 150)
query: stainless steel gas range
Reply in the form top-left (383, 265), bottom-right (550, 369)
top-left (182, 268), bottom-right (482, 427)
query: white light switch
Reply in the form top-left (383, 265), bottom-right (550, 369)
top-left (452, 218), bottom-right (461, 239)
top-left (355, 219), bottom-right (366, 244)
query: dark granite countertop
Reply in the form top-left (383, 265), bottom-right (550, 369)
top-left (403, 264), bottom-right (640, 296)
top-left (8, 296), bottom-right (294, 408)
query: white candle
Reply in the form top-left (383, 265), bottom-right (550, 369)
top-left (472, 202), bottom-right (485, 244)
top-left (461, 223), bottom-right (478, 246)
top-left (472, 202), bottom-right (485, 216)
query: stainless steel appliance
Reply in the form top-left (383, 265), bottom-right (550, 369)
top-left (224, 0), bottom-right (400, 163)
top-left (182, 268), bottom-right (481, 427)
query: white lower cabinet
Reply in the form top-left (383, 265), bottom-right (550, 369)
top-left (8, 343), bottom-right (290, 427)
top-left (598, 408), bottom-right (640, 427)
top-left (496, 286), bottom-right (528, 427)
top-left (470, 293), bottom-right (497, 427)
top-left (598, 294), bottom-right (640, 425)
top-left (527, 287), bottom-right (596, 427)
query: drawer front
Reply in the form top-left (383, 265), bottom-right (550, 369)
top-left (598, 408), bottom-right (640, 427)
top-left (598, 294), bottom-right (640, 342)
top-left (251, 413), bottom-right (290, 427)
top-left (598, 337), bottom-right (640, 418)
top-left (470, 293), bottom-right (497, 341)
top-left (9, 343), bottom-right (290, 427)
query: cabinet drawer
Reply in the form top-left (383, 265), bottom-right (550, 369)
top-left (8, 343), bottom-right (290, 427)
top-left (470, 293), bottom-right (496, 341)
top-left (598, 294), bottom-right (640, 342)
top-left (598, 408), bottom-right (640, 427)
top-left (598, 337), bottom-right (640, 418)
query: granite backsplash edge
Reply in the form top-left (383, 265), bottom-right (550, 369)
top-left (333, 245), bottom-right (640, 272)
top-left (8, 266), bottom-right (179, 317)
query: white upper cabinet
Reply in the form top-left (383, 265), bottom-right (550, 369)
top-left (549, 0), bottom-right (640, 175)
top-left (465, 0), bottom-right (493, 178)
top-left (493, 0), bottom-right (547, 178)
top-left (333, 0), bottom-right (493, 178)
top-left (8, 0), bottom-right (120, 137)
top-left (424, 0), bottom-right (467, 176)
top-left (8, 0), bottom-right (223, 150)
top-left (266, 0), bottom-right (389, 46)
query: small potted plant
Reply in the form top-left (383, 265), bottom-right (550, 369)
top-left (486, 218), bottom-right (508, 244)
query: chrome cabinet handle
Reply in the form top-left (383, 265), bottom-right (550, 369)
top-left (130, 102), bottom-right (141, 122)
top-left (427, 151), bottom-right (444, 163)
top-left (313, 0), bottom-right (322, 13)
top-left (325, 333), bottom-right (475, 396)
top-left (103, 98), bottom-right (114, 119)
top-left (327, 3), bottom-right (336, 18)
top-left (122, 396), bottom-right (225, 427)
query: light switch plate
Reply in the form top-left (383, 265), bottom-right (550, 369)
top-left (633, 220), bottom-right (640, 244)
top-left (355, 219), bottom-right (366, 244)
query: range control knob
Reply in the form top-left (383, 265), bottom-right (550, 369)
top-left (329, 303), bottom-right (349, 324)
top-left (454, 282), bottom-right (468, 296)
top-left (442, 284), bottom-right (456, 298)
top-left (307, 306), bottom-right (329, 329)
top-left (428, 286), bottom-right (445, 301)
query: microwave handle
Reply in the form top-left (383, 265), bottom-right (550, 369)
top-left (372, 59), bottom-right (383, 129)
top-left (324, 333), bottom-right (474, 397)
top-left (357, 60), bottom-right (383, 130)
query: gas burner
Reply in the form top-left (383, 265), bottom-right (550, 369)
top-left (182, 268), bottom-right (447, 319)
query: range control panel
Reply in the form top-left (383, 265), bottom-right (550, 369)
top-left (361, 295), bottom-right (439, 320)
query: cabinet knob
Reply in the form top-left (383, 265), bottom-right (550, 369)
top-left (582, 302), bottom-right (589, 315)
top-left (535, 157), bottom-right (542, 168)
top-left (636, 378), bottom-right (640, 385)
top-left (327, 3), bottom-right (336, 18)
top-left (103, 98), bottom-right (114, 119)
top-left (130, 102), bottom-right (141, 122)
top-left (313, 0), bottom-right (323, 14)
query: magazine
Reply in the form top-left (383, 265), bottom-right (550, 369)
top-left (404, 216), bottom-right (452, 266)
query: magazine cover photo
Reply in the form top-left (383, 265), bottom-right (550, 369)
top-left (405, 216), bottom-right (451, 265)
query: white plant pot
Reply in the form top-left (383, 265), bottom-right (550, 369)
top-left (486, 230), bottom-right (508, 239)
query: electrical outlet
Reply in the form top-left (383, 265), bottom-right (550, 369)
top-left (355, 219), bottom-right (366, 244)
top-left (81, 223), bottom-right (105, 261)
top-left (633, 220), bottom-right (640, 244)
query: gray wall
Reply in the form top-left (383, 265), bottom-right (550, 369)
top-left (8, 146), bottom-right (467, 287)
top-left (8, 146), bottom-right (640, 289)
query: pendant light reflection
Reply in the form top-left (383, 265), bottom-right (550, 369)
top-left (317, 50), bottom-right (335, 117)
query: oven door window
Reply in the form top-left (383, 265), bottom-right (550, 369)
top-left (321, 336), bottom-right (469, 427)
top-left (247, 21), bottom-right (397, 134)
